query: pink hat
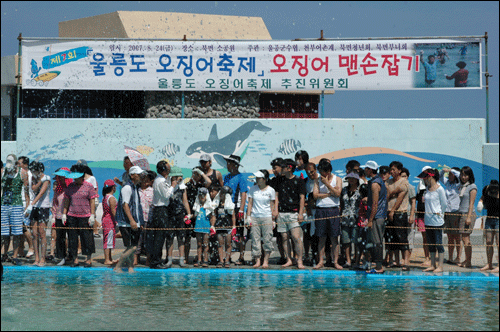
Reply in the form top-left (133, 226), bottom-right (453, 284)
top-left (104, 179), bottom-right (116, 188)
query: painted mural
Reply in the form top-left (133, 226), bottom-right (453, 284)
top-left (10, 118), bottom-right (497, 209)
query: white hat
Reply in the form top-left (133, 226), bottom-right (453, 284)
top-left (129, 166), bottom-right (146, 175)
top-left (363, 160), bottom-right (379, 171)
top-left (253, 171), bottom-right (265, 178)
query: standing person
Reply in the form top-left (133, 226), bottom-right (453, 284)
top-left (416, 166), bottom-right (432, 267)
top-left (17, 156), bottom-right (34, 258)
top-left (386, 161), bottom-right (411, 269)
top-left (342, 160), bottom-right (366, 188)
top-left (340, 172), bottom-right (363, 269)
top-left (305, 162), bottom-right (319, 266)
top-left (440, 167), bottom-right (462, 264)
top-left (51, 168), bottom-right (71, 266)
top-left (114, 166), bottom-right (145, 273)
top-left (400, 167), bottom-right (416, 271)
top-left (457, 166), bottom-right (477, 268)
top-left (478, 180), bottom-right (499, 272)
top-left (183, 167), bottom-right (212, 263)
top-left (63, 164), bottom-right (97, 268)
top-left (274, 158), bottom-right (306, 269)
top-left (247, 170), bottom-right (275, 269)
top-left (148, 161), bottom-right (178, 269)
top-left (165, 166), bottom-right (189, 268)
top-left (28, 161), bottom-right (51, 267)
top-left (419, 51), bottom-right (438, 86)
top-left (212, 185), bottom-right (236, 268)
top-left (223, 155), bottom-right (248, 265)
top-left (268, 158), bottom-right (287, 264)
top-left (101, 180), bottom-right (118, 265)
top-left (136, 170), bottom-right (156, 266)
top-left (1, 154), bottom-right (29, 265)
top-left (417, 169), bottom-right (447, 273)
top-left (77, 160), bottom-right (100, 238)
top-left (113, 156), bottom-right (133, 187)
top-left (294, 150), bottom-right (309, 179)
top-left (199, 154), bottom-right (224, 187)
top-left (313, 158), bottom-right (342, 270)
top-left (446, 61), bottom-right (469, 87)
top-left (193, 187), bottom-right (213, 267)
top-left (364, 161), bottom-right (388, 274)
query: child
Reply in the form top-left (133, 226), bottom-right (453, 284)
top-left (193, 187), bottom-right (214, 267)
top-left (210, 185), bottom-right (236, 268)
top-left (101, 179), bottom-right (118, 265)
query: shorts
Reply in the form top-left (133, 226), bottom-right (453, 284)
top-left (458, 212), bottom-right (475, 235)
top-left (484, 218), bottom-right (499, 231)
top-left (341, 226), bottom-right (358, 245)
top-left (1, 205), bottom-right (24, 236)
top-left (314, 207), bottom-right (340, 238)
top-left (416, 218), bottom-right (426, 232)
top-left (216, 229), bottom-right (231, 235)
top-left (444, 213), bottom-right (460, 234)
top-left (30, 207), bottom-right (50, 224)
top-left (103, 227), bottom-right (116, 249)
top-left (119, 226), bottom-right (141, 248)
top-left (277, 212), bottom-right (301, 233)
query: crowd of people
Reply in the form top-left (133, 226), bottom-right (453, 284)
top-left (1, 151), bottom-right (498, 274)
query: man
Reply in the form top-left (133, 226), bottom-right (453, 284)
top-left (17, 156), bottom-right (34, 258)
top-left (420, 51), bottom-right (438, 85)
top-left (268, 157), bottom-right (286, 264)
top-left (386, 161), bottom-right (411, 270)
top-left (148, 161), bottom-right (179, 269)
top-left (1, 154), bottom-right (29, 265)
top-left (114, 166), bottom-right (145, 273)
top-left (113, 156), bottom-right (133, 187)
top-left (364, 161), bottom-right (387, 274)
top-left (223, 154), bottom-right (248, 265)
top-left (274, 158), bottom-right (306, 269)
top-left (200, 154), bottom-right (224, 187)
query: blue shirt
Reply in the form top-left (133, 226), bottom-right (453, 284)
top-left (223, 173), bottom-right (249, 206)
top-left (423, 61), bottom-right (438, 81)
top-left (367, 174), bottom-right (387, 219)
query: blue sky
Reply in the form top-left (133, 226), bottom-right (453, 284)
top-left (1, 1), bottom-right (498, 142)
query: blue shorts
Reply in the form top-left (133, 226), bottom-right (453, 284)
top-left (484, 218), bottom-right (499, 231)
top-left (1, 205), bottom-right (25, 236)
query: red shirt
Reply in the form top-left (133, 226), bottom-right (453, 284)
top-left (64, 181), bottom-right (98, 217)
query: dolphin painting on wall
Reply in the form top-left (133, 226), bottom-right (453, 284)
top-left (185, 121), bottom-right (272, 167)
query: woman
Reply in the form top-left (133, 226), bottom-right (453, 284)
top-left (340, 172), bottom-right (362, 268)
top-left (457, 166), bottom-right (477, 268)
top-left (313, 158), bottom-right (342, 270)
top-left (439, 167), bottom-right (462, 264)
top-left (51, 167), bottom-right (71, 266)
top-left (478, 180), bottom-right (499, 272)
top-left (101, 179), bottom-right (118, 265)
top-left (63, 164), bottom-right (98, 267)
top-left (418, 169), bottom-right (447, 273)
top-left (28, 161), bottom-right (51, 267)
top-left (247, 170), bottom-right (276, 269)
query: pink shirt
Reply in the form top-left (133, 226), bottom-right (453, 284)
top-left (64, 182), bottom-right (98, 217)
top-left (139, 186), bottom-right (154, 223)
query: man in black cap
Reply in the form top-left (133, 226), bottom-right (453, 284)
top-left (274, 158), bottom-right (306, 269)
top-left (269, 157), bottom-right (286, 264)
top-left (223, 154), bottom-right (248, 265)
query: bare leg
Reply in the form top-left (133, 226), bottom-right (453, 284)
top-left (460, 234), bottom-right (472, 268)
top-left (281, 232), bottom-right (293, 267)
top-left (331, 236), bottom-right (342, 270)
top-left (481, 231), bottom-right (495, 271)
top-left (314, 236), bottom-right (327, 269)
top-left (32, 222), bottom-right (40, 265)
top-left (423, 252), bottom-right (436, 272)
top-left (38, 222), bottom-right (47, 266)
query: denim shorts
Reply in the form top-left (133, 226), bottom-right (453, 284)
top-left (484, 218), bottom-right (499, 231)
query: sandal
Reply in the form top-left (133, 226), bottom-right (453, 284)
top-left (234, 258), bottom-right (244, 265)
top-left (193, 261), bottom-right (201, 267)
top-left (202, 261), bottom-right (209, 268)
top-left (402, 265), bottom-right (411, 271)
top-left (224, 260), bottom-right (231, 268)
top-left (216, 261), bottom-right (223, 268)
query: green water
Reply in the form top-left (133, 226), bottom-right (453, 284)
top-left (1, 268), bottom-right (498, 331)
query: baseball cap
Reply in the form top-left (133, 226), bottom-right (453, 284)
top-left (363, 161), bottom-right (379, 171)
top-left (104, 179), bottom-right (115, 187)
top-left (129, 166), bottom-right (146, 175)
top-left (200, 154), bottom-right (211, 162)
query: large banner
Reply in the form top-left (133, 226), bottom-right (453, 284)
top-left (22, 38), bottom-right (481, 91)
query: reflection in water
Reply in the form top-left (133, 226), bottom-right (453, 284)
top-left (1, 269), bottom-right (498, 331)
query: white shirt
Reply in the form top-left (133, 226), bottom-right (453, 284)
top-left (33, 175), bottom-right (51, 208)
top-left (248, 185), bottom-right (275, 218)
top-left (152, 175), bottom-right (174, 207)
top-left (440, 171), bottom-right (460, 212)
top-left (316, 174), bottom-right (340, 208)
top-left (424, 185), bottom-right (447, 227)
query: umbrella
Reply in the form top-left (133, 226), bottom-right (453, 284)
top-left (124, 145), bottom-right (150, 171)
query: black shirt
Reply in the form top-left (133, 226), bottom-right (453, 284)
top-left (277, 175), bottom-right (306, 213)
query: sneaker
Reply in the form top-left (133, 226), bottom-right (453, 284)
top-left (165, 260), bottom-right (173, 268)
top-left (56, 258), bottom-right (66, 266)
top-left (12, 258), bottom-right (22, 266)
top-left (179, 259), bottom-right (187, 268)
top-left (26, 251), bottom-right (34, 258)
